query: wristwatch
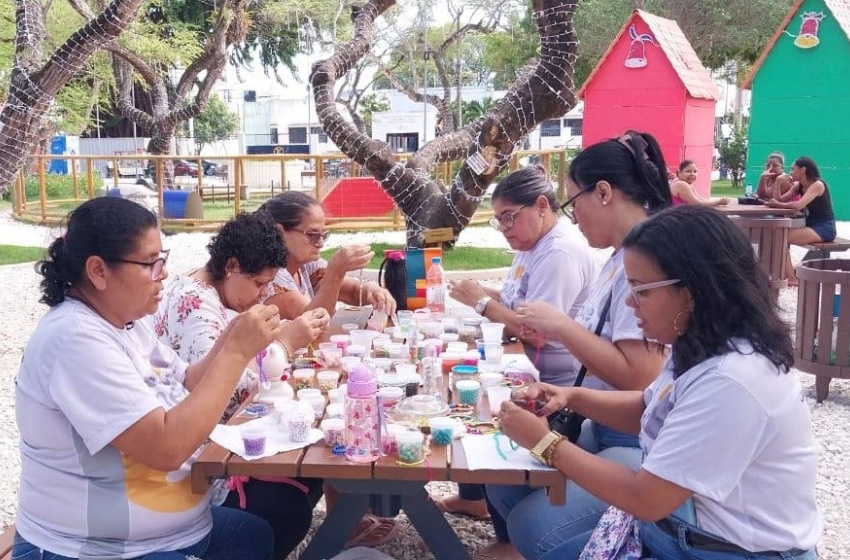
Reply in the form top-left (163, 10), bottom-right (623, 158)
top-left (474, 295), bottom-right (493, 315)
top-left (530, 431), bottom-right (565, 467)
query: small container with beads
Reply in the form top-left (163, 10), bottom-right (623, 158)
top-left (428, 417), bottom-right (455, 446)
top-left (396, 430), bottom-right (425, 464)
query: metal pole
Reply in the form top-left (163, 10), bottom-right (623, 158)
top-left (307, 84), bottom-right (312, 154)
top-left (423, 49), bottom-right (430, 149)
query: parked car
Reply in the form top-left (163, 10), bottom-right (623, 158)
top-left (145, 159), bottom-right (199, 179)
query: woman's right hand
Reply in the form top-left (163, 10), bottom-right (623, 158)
top-left (515, 300), bottom-right (566, 339)
top-left (279, 308), bottom-right (330, 350)
top-left (516, 382), bottom-right (573, 417)
top-left (225, 304), bottom-right (283, 362)
top-left (327, 244), bottom-right (374, 276)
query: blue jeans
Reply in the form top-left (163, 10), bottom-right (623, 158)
top-left (486, 420), bottom-right (642, 560)
top-left (11, 506), bottom-right (274, 559)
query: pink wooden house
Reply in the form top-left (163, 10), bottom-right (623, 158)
top-left (578, 10), bottom-right (720, 196)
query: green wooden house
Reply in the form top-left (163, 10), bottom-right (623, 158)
top-left (743, 0), bottom-right (850, 219)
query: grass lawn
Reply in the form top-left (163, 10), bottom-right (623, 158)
top-left (0, 244), bottom-right (45, 265)
top-left (710, 179), bottom-right (745, 198)
top-left (321, 242), bottom-right (514, 270)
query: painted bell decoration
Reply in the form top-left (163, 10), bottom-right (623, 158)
top-left (794, 11), bottom-right (825, 49)
top-left (624, 25), bottom-right (655, 68)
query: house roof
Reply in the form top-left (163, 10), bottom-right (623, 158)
top-left (577, 10), bottom-right (720, 101)
top-left (742, 0), bottom-right (850, 89)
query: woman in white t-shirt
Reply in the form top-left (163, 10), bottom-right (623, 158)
top-left (498, 205), bottom-right (820, 559)
top-left (14, 197), bottom-right (281, 559)
top-left (485, 131), bottom-right (672, 560)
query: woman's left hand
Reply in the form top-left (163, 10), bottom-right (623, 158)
top-left (515, 300), bottom-right (566, 340)
top-left (364, 283), bottom-right (397, 316)
top-left (765, 198), bottom-right (780, 208)
top-left (498, 400), bottom-right (551, 449)
top-left (448, 279), bottom-right (487, 308)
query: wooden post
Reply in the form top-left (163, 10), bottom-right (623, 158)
top-left (509, 153), bottom-right (519, 172)
top-left (234, 158), bottom-right (242, 215)
top-left (315, 158), bottom-right (324, 201)
top-left (197, 157), bottom-right (203, 193)
top-left (12, 171), bottom-right (22, 214)
top-left (557, 151), bottom-right (567, 202)
top-left (156, 160), bottom-right (164, 221)
top-left (393, 208), bottom-right (402, 230)
top-left (71, 157), bottom-right (79, 200)
top-left (38, 159), bottom-right (47, 222)
top-left (112, 157), bottom-right (119, 190)
top-left (279, 158), bottom-right (286, 193)
top-left (86, 158), bottom-right (95, 199)
top-left (541, 153), bottom-right (551, 178)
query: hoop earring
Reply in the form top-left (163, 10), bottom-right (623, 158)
top-left (673, 310), bottom-right (687, 336)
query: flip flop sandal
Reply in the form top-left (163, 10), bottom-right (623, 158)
top-left (344, 514), bottom-right (400, 548)
top-left (433, 497), bottom-right (492, 521)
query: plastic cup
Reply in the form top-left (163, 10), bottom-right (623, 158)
top-left (456, 379), bottom-right (481, 406)
top-left (293, 368), bottom-right (315, 390)
top-left (484, 342), bottom-right (504, 365)
top-left (297, 387), bottom-right (321, 400)
top-left (387, 343), bottom-right (407, 360)
top-left (289, 412), bottom-right (312, 442)
top-left (382, 424), bottom-right (408, 454)
top-left (329, 334), bottom-right (351, 351)
top-left (342, 323), bottom-right (359, 334)
top-left (345, 344), bottom-right (367, 359)
top-left (317, 370), bottom-right (340, 391)
top-left (350, 329), bottom-right (379, 352)
top-left (326, 402), bottom-right (344, 419)
top-left (396, 429), bottom-right (425, 463)
top-left (487, 385), bottom-right (512, 416)
top-left (318, 343), bottom-right (342, 367)
top-left (441, 352), bottom-right (462, 375)
top-left (441, 317), bottom-right (459, 335)
top-left (480, 372), bottom-right (505, 389)
top-left (305, 394), bottom-right (325, 419)
top-left (420, 321), bottom-right (443, 338)
top-left (320, 418), bottom-right (345, 447)
top-left (372, 338), bottom-right (391, 359)
top-left (396, 310), bottom-right (414, 331)
top-left (326, 388), bottom-right (343, 406)
top-left (378, 386), bottom-right (404, 410)
top-left (341, 356), bottom-right (362, 373)
top-left (481, 322), bottom-right (505, 343)
top-left (428, 416), bottom-right (455, 446)
top-left (446, 341), bottom-right (468, 354)
top-left (461, 350), bottom-right (480, 366)
top-left (373, 357), bottom-right (393, 372)
top-left (241, 424), bottom-right (267, 456)
top-left (405, 374), bottom-right (422, 397)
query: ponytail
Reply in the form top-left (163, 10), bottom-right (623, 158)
top-left (37, 237), bottom-right (73, 306)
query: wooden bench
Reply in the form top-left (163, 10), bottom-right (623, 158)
top-left (0, 523), bottom-right (15, 559)
top-left (797, 238), bottom-right (850, 262)
top-left (198, 184), bottom-right (249, 202)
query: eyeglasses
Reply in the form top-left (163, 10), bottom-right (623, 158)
top-left (115, 249), bottom-right (170, 280)
top-left (559, 184), bottom-right (596, 223)
top-left (489, 205), bottom-right (530, 230)
top-left (292, 229), bottom-right (331, 246)
top-left (628, 278), bottom-right (681, 305)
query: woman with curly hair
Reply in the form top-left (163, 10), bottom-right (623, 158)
top-left (154, 212), bottom-right (329, 559)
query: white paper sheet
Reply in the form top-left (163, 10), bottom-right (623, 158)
top-left (460, 433), bottom-right (556, 471)
top-left (209, 415), bottom-right (323, 461)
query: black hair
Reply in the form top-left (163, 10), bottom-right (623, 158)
top-left (568, 130), bottom-right (672, 214)
top-left (794, 156), bottom-right (821, 182)
top-left (205, 212), bottom-right (287, 281)
top-left (766, 151), bottom-right (785, 167)
top-left (623, 205), bottom-right (794, 377)
top-left (492, 165), bottom-right (558, 211)
top-left (36, 197), bottom-right (158, 307)
top-left (256, 191), bottom-right (319, 230)
top-left (677, 159), bottom-right (696, 173)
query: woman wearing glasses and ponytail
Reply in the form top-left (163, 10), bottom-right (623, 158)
top-left (14, 197), bottom-right (281, 559)
top-left (258, 192), bottom-right (397, 320)
top-left (485, 131), bottom-right (671, 560)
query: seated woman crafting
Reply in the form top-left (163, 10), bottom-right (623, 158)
top-left (766, 156), bottom-right (836, 285)
top-left (669, 160), bottom-right (729, 206)
top-left (756, 152), bottom-right (796, 201)
top-left (14, 197), bottom-right (281, 559)
top-left (257, 191), bottom-right (397, 320)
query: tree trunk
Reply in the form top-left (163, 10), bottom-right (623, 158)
top-left (313, 0), bottom-right (578, 247)
top-left (0, 0), bottom-right (147, 193)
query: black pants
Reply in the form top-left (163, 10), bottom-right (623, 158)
top-left (458, 483), bottom-right (509, 543)
top-left (223, 477), bottom-right (324, 560)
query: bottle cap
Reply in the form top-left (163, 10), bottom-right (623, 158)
top-left (347, 363), bottom-right (377, 396)
top-left (431, 257), bottom-right (442, 264)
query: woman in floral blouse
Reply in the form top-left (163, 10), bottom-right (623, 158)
top-left (154, 212), bottom-right (329, 559)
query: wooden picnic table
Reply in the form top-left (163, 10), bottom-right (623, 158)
top-left (192, 341), bottom-right (565, 560)
top-left (715, 200), bottom-right (799, 218)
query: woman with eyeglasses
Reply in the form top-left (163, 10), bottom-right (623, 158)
top-left (495, 205), bottom-right (819, 560)
top-left (152, 212), bottom-right (328, 559)
top-left (485, 130), bottom-right (671, 560)
top-left (258, 192), bottom-right (397, 320)
top-left (14, 197), bottom-right (281, 559)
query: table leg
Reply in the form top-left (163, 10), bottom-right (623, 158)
top-left (401, 486), bottom-right (472, 560)
top-left (299, 484), bottom-right (370, 560)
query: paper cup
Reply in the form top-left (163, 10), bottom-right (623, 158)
top-left (480, 322), bottom-right (505, 343)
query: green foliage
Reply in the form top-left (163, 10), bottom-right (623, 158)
top-left (193, 95), bottom-right (239, 153)
top-left (1, 173), bottom-right (104, 202)
top-left (717, 122), bottom-right (749, 188)
top-left (481, 8), bottom-right (539, 90)
top-left (322, 242), bottom-right (514, 270)
top-left (358, 93), bottom-right (391, 136)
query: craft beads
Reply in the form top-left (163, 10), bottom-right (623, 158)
top-left (458, 387), bottom-right (480, 406)
top-left (289, 418), bottom-right (311, 443)
top-left (398, 442), bottom-right (424, 463)
top-left (431, 428), bottom-right (453, 446)
top-left (242, 435), bottom-right (266, 456)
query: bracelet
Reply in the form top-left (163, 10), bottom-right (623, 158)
top-left (542, 434), bottom-right (565, 467)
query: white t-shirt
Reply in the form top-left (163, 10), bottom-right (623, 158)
top-left (572, 249), bottom-right (644, 390)
top-left (640, 343), bottom-right (821, 552)
top-left (501, 221), bottom-right (599, 385)
top-left (267, 259), bottom-right (327, 300)
top-left (15, 300), bottom-right (212, 558)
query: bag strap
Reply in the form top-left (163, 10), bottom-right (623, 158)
top-left (572, 292), bottom-right (614, 388)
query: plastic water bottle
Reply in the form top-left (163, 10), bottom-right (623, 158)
top-left (745, 183), bottom-right (754, 197)
top-left (344, 363), bottom-right (380, 463)
top-left (426, 257), bottom-right (446, 313)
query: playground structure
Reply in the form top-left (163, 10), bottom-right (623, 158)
top-left (7, 149), bottom-right (570, 231)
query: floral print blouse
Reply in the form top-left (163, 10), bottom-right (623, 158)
top-left (153, 275), bottom-right (255, 422)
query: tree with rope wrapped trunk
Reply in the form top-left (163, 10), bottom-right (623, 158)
top-left (311, 0), bottom-right (578, 248)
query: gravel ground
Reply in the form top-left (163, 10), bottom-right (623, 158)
top-left (1, 212), bottom-right (848, 559)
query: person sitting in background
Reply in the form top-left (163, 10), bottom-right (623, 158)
top-left (757, 152), bottom-right (795, 200)
top-left (258, 192), bottom-right (396, 320)
top-left (767, 156), bottom-right (836, 286)
top-left (14, 197), bottom-right (280, 559)
top-left (154, 212), bottom-right (328, 560)
top-left (669, 160), bottom-right (729, 206)
top-left (439, 166), bottom-right (600, 536)
top-left (496, 205), bottom-right (820, 560)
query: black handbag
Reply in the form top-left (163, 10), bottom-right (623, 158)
top-left (548, 292), bottom-right (614, 443)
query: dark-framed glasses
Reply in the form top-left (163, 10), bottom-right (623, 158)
top-left (489, 205), bottom-right (530, 230)
top-left (293, 229), bottom-right (331, 246)
top-left (559, 184), bottom-right (596, 223)
top-left (628, 278), bottom-right (681, 305)
top-left (115, 249), bottom-right (170, 280)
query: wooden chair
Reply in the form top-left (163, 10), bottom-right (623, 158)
top-left (729, 216), bottom-right (792, 303)
top-left (797, 238), bottom-right (850, 262)
top-left (795, 258), bottom-right (850, 402)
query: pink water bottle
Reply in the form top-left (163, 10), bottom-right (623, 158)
top-left (345, 363), bottom-right (380, 463)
